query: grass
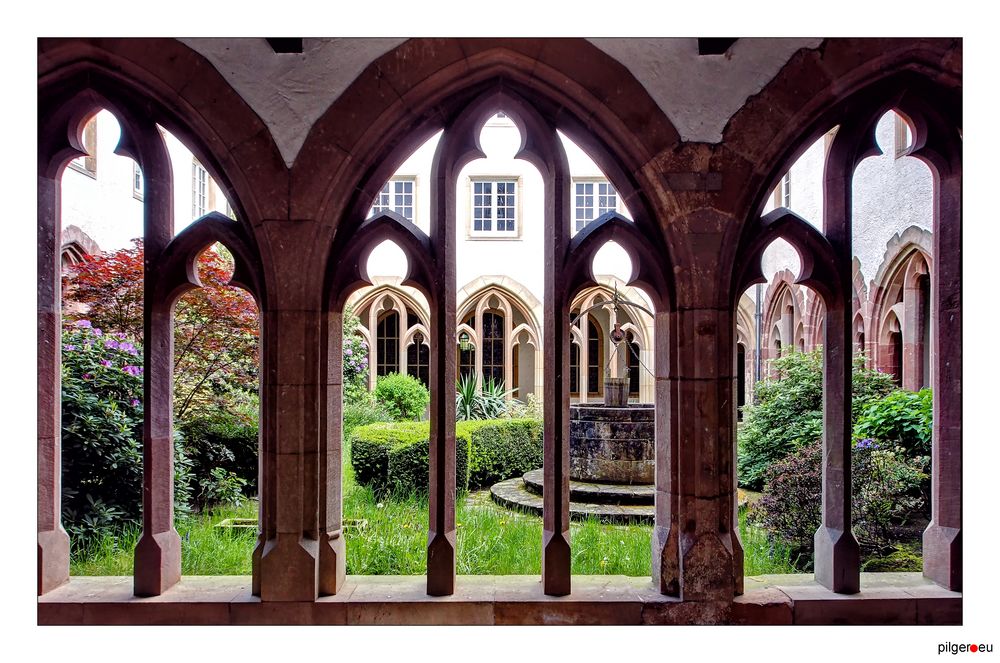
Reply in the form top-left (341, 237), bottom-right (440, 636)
top-left (70, 433), bottom-right (800, 577)
top-left (70, 500), bottom-right (258, 576)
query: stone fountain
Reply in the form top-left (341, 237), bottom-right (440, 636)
top-left (491, 288), bottom-right (657, 522)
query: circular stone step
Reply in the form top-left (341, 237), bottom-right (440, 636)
top-left (521, 468), bottom-right (654, 505)
top-left (490, 477), bottom-right (654, 524)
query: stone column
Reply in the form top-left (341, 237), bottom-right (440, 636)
top-left (541, 152), bottom-right (572, 597)
top-left (579, 314), bottom-right (590, 403)
top-left (902, 266), bottom-right (928, 392)
top-left (38, 172), bottom-right (71, 595)
top-left (427, 154), bottom-right (457, 597)
top-left (474, 309), bottom-right (484, 389)
top-left (923, 169), bottom-right (961, 591)
top-left (651, 310), bottom-right (679, 596)
top-left (134, 126), bottom-right (181, 597)
top-left (255, 216), bottom-right (325, 601)
top-left (673, 307), bottom-right (737, 600)
top-left (319, 309), bottom-right (346, 594)
top-left (814, 132), bottom-right (860, 595)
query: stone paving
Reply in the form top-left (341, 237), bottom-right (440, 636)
top-left (491, 472), bottom-right (654, 524)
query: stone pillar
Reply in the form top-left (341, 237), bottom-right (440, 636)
top-left (579, 314), bottom-right (590, 403)
top-left (319, 309), bottom-right (346, 595)
top-left (259, 305), bottom-right (322, 601)
top-left (542, 163), bottom-right (572, 597)
top-left (134, 125), bottom-right (181, 597)
top-left (923, 170), bottom-right (961, 591)
top-left (674, 308), bottom-right (737, 601)
top-left (427, 155), bottom-right (457, 598)
top-left (651, 310), bottom-right (679, 596)
top-left (814, 132), bottom-right (860, 594)
top-left (473, 309), bottom-right (484, 390)
top-left (38, 172), bottom-right (70, 595)
top-left (902, 278), bottom-right (920, 391)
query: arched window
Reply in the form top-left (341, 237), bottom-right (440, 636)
top-left (587, 318), bottom-right (603, 396)
top-left (482, 311), bottom-right (504, 385)
top-left (376, 310), bottom-right (400, 376)
top-left (406, 332), bottom-right (429, 387)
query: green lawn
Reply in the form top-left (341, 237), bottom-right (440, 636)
top-left (70, 438), bottom-right (798, 577)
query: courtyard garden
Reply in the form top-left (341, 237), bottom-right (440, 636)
top-left (61, 242), bottom-right (930, 578)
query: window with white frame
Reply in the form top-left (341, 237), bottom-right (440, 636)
top-left (780, 172), bottom-right (791, 208)
top-left (132, 162), bottom-right (144, 201)
top-left (471, 179), bottom-right (518, 236)
top-left (192, 159), bottom-right (207, 219)
top-left (574, 180), bottom-right (619, 232)
top-left (369, 178), bottom-right (415, 223)
top-left (894, 113), bottom-right (913, 158)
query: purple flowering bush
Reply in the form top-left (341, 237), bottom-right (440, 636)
top-left (61, 322), bottom-right (192, 550)
top-left (343, 306), bottom-right (371, 404)
top-left (749, 436), bottom-right (926, 566)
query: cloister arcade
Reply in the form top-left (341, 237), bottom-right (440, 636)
top-left (37, 37), bottom-right (961, 625)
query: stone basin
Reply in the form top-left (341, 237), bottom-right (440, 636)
top-left (569, 403), bottom-right (654, 484)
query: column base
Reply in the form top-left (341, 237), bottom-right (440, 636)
top-left (652, 524), bottom-right (680, 596)
top-left (259, 533), bottom-right (319, 602)
top-left (134, 528), bottom-right (182, 597)
top-left (680, 531), bottom-right (735, 601)
top-left (542, 528), bottom-right (571, 596)
top-left (730, 526), bottom-right (745, 596)
top-left (427, 530), bottom-right (456, 596)
top-left (814, 525), bottom-right (860, 594)
top-left (318, 530), bottom-right (347, 596)
top-left (38, 528), bottom-right (71, 596)
top-left (923, 522), bottom-right (961, 591)
top-left (251, 533), bottom-right (264, 597)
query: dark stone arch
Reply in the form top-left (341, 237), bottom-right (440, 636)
top-left (39, 39), bottom-right (287, 228)
top-left (299, 39), bottom-right (681, 259)
top-left (566, 211), bottom-right (673, 312)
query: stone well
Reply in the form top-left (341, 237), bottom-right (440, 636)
top-left (569, 403), bottom-right (654, 485)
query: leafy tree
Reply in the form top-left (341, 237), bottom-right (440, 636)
top-left (63, 240), bottom-right (259, 421)
top-left (738, 349), bottom-right (896, 490)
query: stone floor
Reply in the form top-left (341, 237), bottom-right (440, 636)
top-left (38, 573), bottom-right (961, 625)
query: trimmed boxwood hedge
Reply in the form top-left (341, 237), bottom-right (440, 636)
top-left (349, 418), bottom-right (542, 495)
top-left (463, 419), bottom-right (543, 489)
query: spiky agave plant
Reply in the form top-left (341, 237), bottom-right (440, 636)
top-left (456, 373), bottom-right (478, 421)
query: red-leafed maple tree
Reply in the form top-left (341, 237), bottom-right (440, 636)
top-left (64, 238), bottom-right (260, 421)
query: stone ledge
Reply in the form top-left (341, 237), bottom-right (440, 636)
top-left (38, 573), bottom-right (960, 625)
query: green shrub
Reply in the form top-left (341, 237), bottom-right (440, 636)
top-left (349, 421), bottom-right (469, 494)
top-left (463, 419), bottom-right (543, 488)
top-left (61, 321), bottom-right (191, 550)
top-left (854, 388), bottom-right (932, 461)
top-left (375, 372), bottom-right (429, 421)
top-left (178, 411), bottom-right (258, 504)
top-left (738, 349), bottom-right (896, 490)
top-left (749, 437), bottom-right (927, 562)
top-left (342, 305), bottom-right (371, 405)
top-left (343, 395), bottom-right (393, 441)
top-left (349, 418), bottom-right (542, 494)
